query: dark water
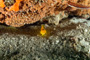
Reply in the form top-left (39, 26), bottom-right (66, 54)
top-left (0, 22), bottom-right (77, 37)
top-left (0, 25), bottom-right (55, 37)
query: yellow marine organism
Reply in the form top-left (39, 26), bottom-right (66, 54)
top-left (40, 25), bottom-right (46, 36)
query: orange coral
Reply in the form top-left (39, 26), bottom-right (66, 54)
top-left (0, 0), bottom-right (90, 27)
top-left (0, 0), bottom-right (5, 8)
top-left (6, 0), bottom-right (23, 11)
top-left (0, 0), bottom-right (90, 12)
top-left (68, 1), bottom-right (90, 9)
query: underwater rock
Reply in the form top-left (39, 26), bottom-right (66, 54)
top-left (0, 0), bottom-right (90, 27)
top-left (0, 17), bottom-right (90, 59)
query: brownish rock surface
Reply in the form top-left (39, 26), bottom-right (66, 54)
top-left (0, 0), bottom-right (90, 27)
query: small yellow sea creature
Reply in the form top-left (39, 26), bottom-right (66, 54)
top-left (40, 25), bottom-right (46, 36)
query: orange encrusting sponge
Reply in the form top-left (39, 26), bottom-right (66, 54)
top-left (0, 0), bottom-right (5, 8)
top-left (68, 1), bottom-right (90, 9)
top-left (6, 0), bottom-right (23, 11)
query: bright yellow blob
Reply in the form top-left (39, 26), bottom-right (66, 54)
top-left (40, 25), bottom-right (46, 36)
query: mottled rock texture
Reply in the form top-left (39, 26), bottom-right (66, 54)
top-left (0, 17), bottom-right (90, 60)
top-left (0, 0), bottom-right (90, 27)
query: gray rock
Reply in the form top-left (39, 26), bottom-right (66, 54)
top-left (0, 17), bottom-right (90, 60)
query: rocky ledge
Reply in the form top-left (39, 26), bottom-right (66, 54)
top-left (0, 0), bottom-right (90, 27)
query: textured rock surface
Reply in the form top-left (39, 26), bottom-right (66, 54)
top-left (0, 17), bottom-right (90, 60)
top-left (0, 0), bottom-right (90, 27)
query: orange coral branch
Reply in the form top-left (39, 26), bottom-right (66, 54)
top-left (68, 1), bottom-right (90, 9)
top-left (0, 0), bottom-right (5, 8)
